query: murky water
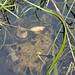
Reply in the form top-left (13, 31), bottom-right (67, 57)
top-left (0, 11), bottom-right (54, 75)
top-left (0, 0), bottom-right (75, 75)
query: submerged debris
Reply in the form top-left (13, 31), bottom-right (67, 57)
top-left (14, 28), bottom-right (52, 75)
top-left (30, 26), bottom-right (45, 34)
top-left (16, 26), bottom-right (28, 39)
top-left (8, 47), bottom-right (19, 62)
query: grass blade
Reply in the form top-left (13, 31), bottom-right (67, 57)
top-left (46, 27), bottom-right (67, 75)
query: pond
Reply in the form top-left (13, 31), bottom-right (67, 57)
top-left (0, 0), bottom-right (75, 75)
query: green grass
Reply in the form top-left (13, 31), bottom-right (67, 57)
top-left (0, 0), bottom-right (19, 18)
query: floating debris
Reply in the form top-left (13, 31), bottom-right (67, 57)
top-left (16, 26), bottom-right (28, 39)
top-left (30, 26), bottom-right (45, 34)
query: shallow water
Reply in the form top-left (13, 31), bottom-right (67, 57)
top-left (0, 0), bottom-right (75, 75)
